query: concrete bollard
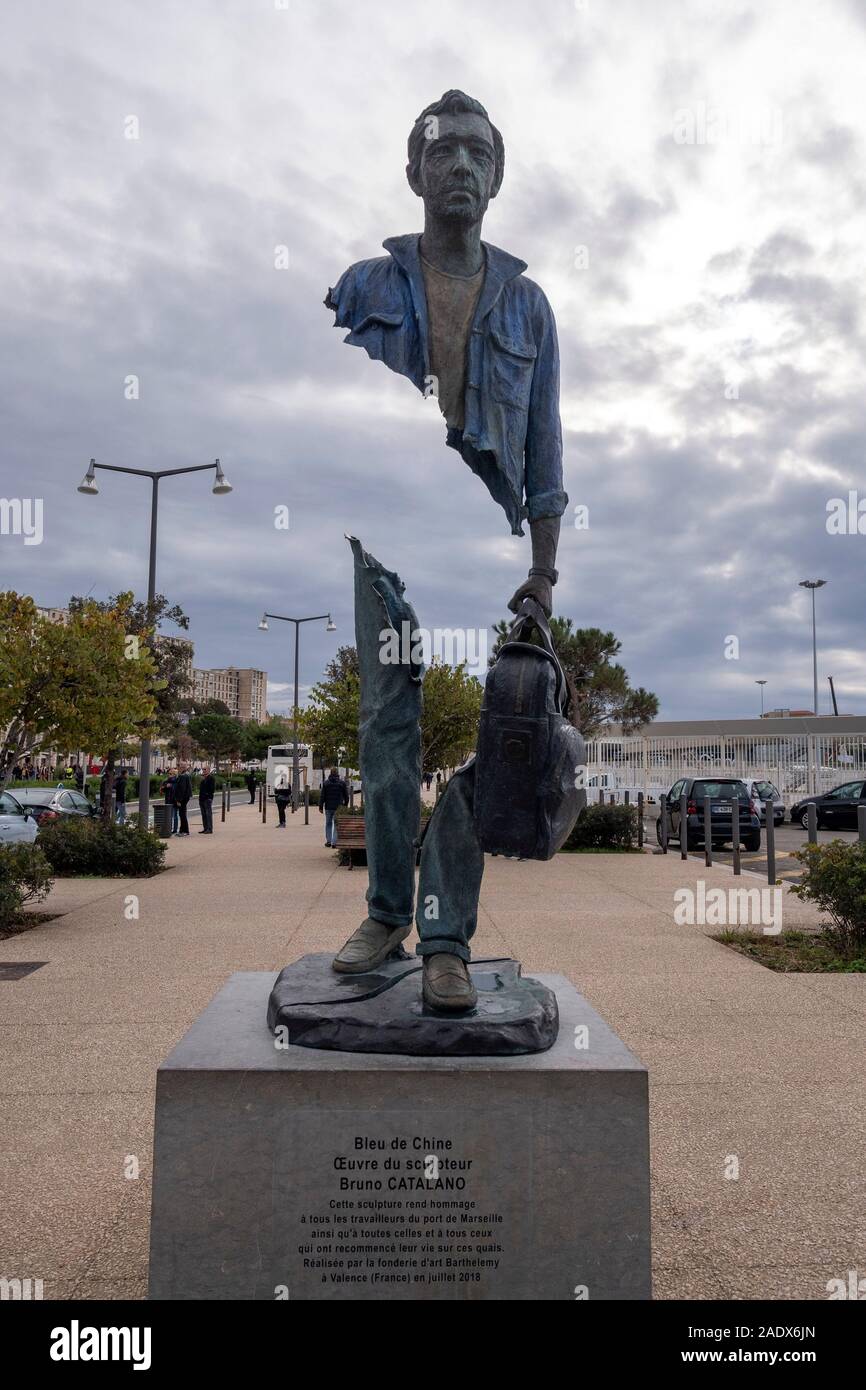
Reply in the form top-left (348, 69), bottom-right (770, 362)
top-left (859, 803), bottom-right (866, 845)
top-left (703, 795), bottom-right (712, 867)
top-left (660, 794), bottom-right (668, 853)
top-left (807, 801), bottom-right (818, 844)
top-left (221, 786), bottom-right (226, 823)
top-left (637, 792), bottom-right (644, 848)
top-left (680, 792), bottom-right (688, 861)
top-left (731, 794), bottom-right (741, 875)
top-left (304, 785), bottom-right (309, 825)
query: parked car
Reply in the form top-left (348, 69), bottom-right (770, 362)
top-left (790, 779), bottom-right (866, 831)
top-left (0, 790), bottom-right (39, 845)
top-left (13, 786), bottom-right (98, 828)
top-left (739, 778), bottom-right (785, 825)
top-left (657, 777), bottom-right (761, 852)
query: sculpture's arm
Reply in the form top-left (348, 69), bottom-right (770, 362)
top-left (508, 291), bottom-right (567, 617)
top-left (508, 515), bottom-right (560, 616)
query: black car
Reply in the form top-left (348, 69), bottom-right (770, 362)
top-left (657, 777), bottom-right (761, 852)
top-left (790, 779), bottom-right (866, 831)
top-left (13, 786), bottom-right (98, 827)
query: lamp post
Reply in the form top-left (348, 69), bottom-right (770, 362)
top-left (77, 457), bottom-right (233, 826)
top-left (755, 679), bottom-right (767, 717)
top-left (259, 611), bottom-right (336, 809)
top-left (798, 579), bottom-right (827, 716)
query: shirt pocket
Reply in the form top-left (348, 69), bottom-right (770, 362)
top-left (488, 327), bottom-right (537, 409)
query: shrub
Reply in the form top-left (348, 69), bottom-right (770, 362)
top-left (791, 840), bottom-right (866, 957)
top-left (0, 843), bottom-right (54, 928)
top-left (38, 817), bottom-right (166, 877)
top-left (562, 802), bottom-right (638, 851)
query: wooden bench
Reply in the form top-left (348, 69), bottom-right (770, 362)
top-left (335, 813), bottom-right (366, 868)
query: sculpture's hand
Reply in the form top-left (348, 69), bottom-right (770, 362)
top-left (508, 573), bottom-right (552, 617)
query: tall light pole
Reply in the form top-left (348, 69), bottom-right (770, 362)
top-left (77, 457), bottom-right (233, 825)
top-left (259, 611), bottom-right (336, 809)
top-left (755, 679), bottom-right (767, 717)
top-left (798, 579), bottom-right (827, 716)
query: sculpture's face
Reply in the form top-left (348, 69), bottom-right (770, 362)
top-left (417, 112), bottom-right (497, 223)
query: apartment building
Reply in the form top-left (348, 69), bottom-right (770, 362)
top-left (193, 667), bottom-right (268, 723)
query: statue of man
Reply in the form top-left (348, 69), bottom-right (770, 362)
top-left (325, 90), bottom-right (568, 1012)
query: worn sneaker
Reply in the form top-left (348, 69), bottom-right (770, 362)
top-left (332, 918), bottom-right (412, 974)
top-left (422, 954), bottom-right (477, 1012)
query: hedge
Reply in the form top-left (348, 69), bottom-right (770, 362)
top-left (38, 818), bottom-right (166, 877)
top-left (561, 802), bottom-right (639, 851)
top-left (0, 843), bottom-right (54, 928)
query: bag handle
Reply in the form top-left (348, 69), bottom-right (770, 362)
top-left (503, 597), bottom-right (572, 718)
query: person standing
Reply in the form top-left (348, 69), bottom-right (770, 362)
top-left (114, 769), bottom-right (128, 824)
top-left (274, 776), bottom-right (291, 828)
top-left (73, 764), bottom-right (85, 793)
top-left (198, 765), bottom-right (215, 834)
top-left (319, 767), bottom-right (349, 847)
top-left (246, 769), bottom-right (258, 804)
top-left (163, 771), bottom-right (179, 833)
top-left (174, 764), bottom-right (193, 836)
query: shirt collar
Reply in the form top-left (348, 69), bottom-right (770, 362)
top-left (382, 233), bottom-right (527, 320)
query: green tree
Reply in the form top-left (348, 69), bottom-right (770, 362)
top-left (239, 717), bottom-right (292, 764)
top-left (0, 593), bottom-right (159, 817)
top-left (68, 593), bottom-right (191, 739)
top-left (420, 660), bottom-right (483, 771)
top-left (0, 593), bottom-right (75, 786)
top-left (60, 595), bottom-right (161, 821)
top-left (299, 648), bottom-right (483, 773)
top-left (188, 712), bottom-right (244, 770)
top-left (490, 617), bottom-right (658, 738)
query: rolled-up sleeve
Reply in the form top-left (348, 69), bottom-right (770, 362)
top-left (524, 292), bottom-right (568, 521)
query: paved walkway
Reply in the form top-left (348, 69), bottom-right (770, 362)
top-left (1, 802), bottom-right (862, 1301)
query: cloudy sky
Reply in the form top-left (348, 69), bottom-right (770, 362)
top-left (2, 0), bottom-right (865, 720)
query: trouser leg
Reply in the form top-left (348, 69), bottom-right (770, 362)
top-left (178, 803), bottom-right (189, 833)
top-left (416, 760), bottom-right (484, 963)
top-left (349, 536), bottom-right (422, 928)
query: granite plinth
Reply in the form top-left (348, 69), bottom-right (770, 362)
top-left (149, 971), bottom-right (651, 1300)
top-left (267, 953), bottom-right (559, 1055)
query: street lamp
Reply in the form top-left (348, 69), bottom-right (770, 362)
top-left (755, 679), bottom-right (767, 717)
top-left (77, 457), bottom-right (233, 826)
top-left (258, 611), bottom-right (336, 809)
top-left (798, 579), bottom-right (827, 716)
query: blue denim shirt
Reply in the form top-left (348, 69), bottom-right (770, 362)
top-left (325, 234), bottom-right (567, 536)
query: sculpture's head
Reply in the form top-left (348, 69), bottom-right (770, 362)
top-left (406, 90), bottom-right (504, 226)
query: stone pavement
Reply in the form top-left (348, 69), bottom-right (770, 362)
top-left (0, 802), bottom-right (862, 1301)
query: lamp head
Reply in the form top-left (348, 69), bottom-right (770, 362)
top-left (326, 616), bottom-right (337, 633)
top-left (77, 459), bottom-right (99, 495)
top-left (258, 615), bottom-right (269, 632)
top-left (212, 459), bottom-right (232, 495)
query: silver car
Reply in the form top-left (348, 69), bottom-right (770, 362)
top-left (740, 778), bottom-right (785, 825)
top-left (0, 790), bottom-right (39, 845)
top-left (13, 786), bottom-right (98, 827)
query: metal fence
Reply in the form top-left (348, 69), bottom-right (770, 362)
top-left (584, 733), bottom-right (866, 806)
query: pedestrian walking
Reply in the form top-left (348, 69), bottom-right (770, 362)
top-left (198, 765), bottom-right (216, 834)
top-left (73, 764), bottom-right (85, 793)
top-left (425, 772), bottom-right (432, 791)
top-left (245, 769), bottom-right (257, 804)
top-left (114, 769), bottom-right (128, 824)
top-left (319, 767), bottom-right (349, 847)
top-left (163, 771), bottom-right (179, 833)
top-left (174, 764), bottom-right (193, 836)
top-left (274, 777), bottom-right (291, 828)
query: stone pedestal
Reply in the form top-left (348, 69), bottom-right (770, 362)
top-left (148, 970), bottom-right (651, 1300)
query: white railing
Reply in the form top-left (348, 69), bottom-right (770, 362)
top-left (584, 734), bottom-right (866, 805)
